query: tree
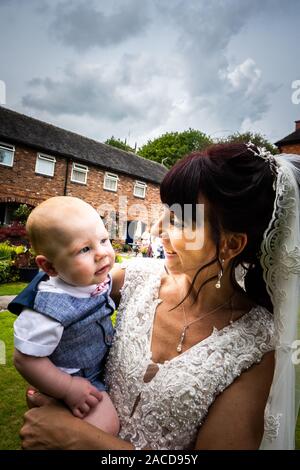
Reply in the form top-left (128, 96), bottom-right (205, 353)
top-left (104, 136), bottom-right (136, 153)
top-left (138, 129), bottom-right (213, 168)
top-left (216, 131), bottom-right (278, 155)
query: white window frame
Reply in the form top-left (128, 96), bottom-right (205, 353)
top-left (103, 172), bottom-right (119, 192)
top-left (35, 153), bottom-right (56, 177)
top-left (71, 162), bottom-right (89, 185)
top-left (133, 180), bottom-right (147, 199)
top-left (0, 142), bottom-right (15, 167)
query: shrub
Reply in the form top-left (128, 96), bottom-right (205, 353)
top-left (0, 242), bottom-right (25, 261)
top-left (122, 244), bottom-right (131, 253)
top-left (111, 241), bottom-right (123, 252)
top-left (13, 249), bottom-right (37, 269)
top-left (115, 254), bottom-right (123, 263)
top-left (0, 222), bottom-right (28, 246)
top-left (0, 260), bottom-right (19, 283)
top-left (0, 242), bottom-right (14, 260)
top-left (13, 204), bottom-right (33, 224)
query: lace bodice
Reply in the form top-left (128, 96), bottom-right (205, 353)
top-left (106, 259), bottom-right (275, 450)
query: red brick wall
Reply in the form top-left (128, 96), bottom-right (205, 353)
top-left (0, 143), bottom-right (162, 227)
top-left (278, 144), bottom-right (300, 155)
top-left (0, 145), bottom-right (67, 207)
top-left (66, 162), bottom-right (162, 225)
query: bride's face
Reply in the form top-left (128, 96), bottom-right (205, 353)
top-left (151, 202), bottom-right (217, 278)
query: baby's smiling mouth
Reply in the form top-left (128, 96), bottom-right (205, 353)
top-left (95, 264), bottom-right (110, 274)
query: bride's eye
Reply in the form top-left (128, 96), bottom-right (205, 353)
top-left (170, 214), bottom-right (184, 228)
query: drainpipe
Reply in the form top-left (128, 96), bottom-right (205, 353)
top-left (64, 158), bottom-right (69, 195)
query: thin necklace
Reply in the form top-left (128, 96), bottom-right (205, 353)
top-left (176, 292), bottom-right (234, 354)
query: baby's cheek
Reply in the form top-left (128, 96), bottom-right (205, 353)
top-left (109, 249), bottom-right (116, 265)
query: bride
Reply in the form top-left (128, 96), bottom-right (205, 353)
top-left (18, 142), bottom-right (300, 449)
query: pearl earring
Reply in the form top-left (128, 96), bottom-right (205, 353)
top-left (215, 258), bottom-right (225, 289)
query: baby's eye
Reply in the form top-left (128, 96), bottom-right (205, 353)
top-left (100, 238), bottom-right (109, 245)
top-left (79, 246), bottom-right (90, 254)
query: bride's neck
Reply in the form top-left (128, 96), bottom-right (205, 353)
top-left (169, 269), bottom-right (242, 313)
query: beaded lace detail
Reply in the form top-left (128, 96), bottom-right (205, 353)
top-left (263, 403), bottom-right (282, 442)
top-left (258, 157), bottom-right (300, 448)
top-left (106, 259), bottom-right (275, 450)
top-left (260, 163), bottom-right (300, 334)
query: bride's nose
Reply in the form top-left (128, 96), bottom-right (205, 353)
top-left (160, 231), bottom-right (170, 241)
top-left (150, 219), bottom-right (161, 238)
top-left (151, 216), bottom-right (170, 240)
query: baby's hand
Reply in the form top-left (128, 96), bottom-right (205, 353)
top-left (63, 376), bottom-right (103, 418)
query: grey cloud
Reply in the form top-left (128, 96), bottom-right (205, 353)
top-left (0, 0), bottom-right (48, 9)
top-left (22, 56), bottom-right (174, 126)
top-left (50, 0), bottom-right (150, 51)
top-left (160, 0), bottom-right (286, 127)
top-left (24, 72), bottom-right (132, 121)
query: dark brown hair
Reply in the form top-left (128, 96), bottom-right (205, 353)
top-left (160, 143), bottom-right (275, 312)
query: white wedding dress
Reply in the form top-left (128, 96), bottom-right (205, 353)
top-left (106, 259), bottom-right (276, 450)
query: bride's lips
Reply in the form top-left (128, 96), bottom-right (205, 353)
top-left (164, 249), bottom-right (177, 258)
top-left (162, 243), bottom-right (177, 257)
top-left (95, 264), bottom-right (110, 275)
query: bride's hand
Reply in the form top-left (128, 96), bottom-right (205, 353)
top-left (26, 387), bottom-right (60, 409)
top-left (20, 402), bottom-right (79, 450)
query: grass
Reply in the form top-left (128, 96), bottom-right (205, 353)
top-left (0, 282), bottom-right (28, 296)
top-left (0, 311), bottom-right (27, 450)
top-left (0, 309), bottom-right (300, 449)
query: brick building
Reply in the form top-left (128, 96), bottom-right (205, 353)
top-left (0, 106), bottom-right (167, 242)
top-left (275, 120), bottom-right (300, 155)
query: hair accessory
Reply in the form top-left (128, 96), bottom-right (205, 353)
top-left (246, 141), bottom-right (278, 181)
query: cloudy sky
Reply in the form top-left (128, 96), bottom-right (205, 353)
top-left (1, 0), bottom-right (300, 149)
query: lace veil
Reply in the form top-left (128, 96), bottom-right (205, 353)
top-left (252, 151), bottom-right (300, 449)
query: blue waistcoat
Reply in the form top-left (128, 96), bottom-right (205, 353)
top-left (8, 273), bottom-right (115, 371)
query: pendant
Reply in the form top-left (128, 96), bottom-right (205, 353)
top-left (176, 327), bottom-right (186, 353)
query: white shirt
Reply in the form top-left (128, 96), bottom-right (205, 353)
top-left (14, 277), bottom-right (102, 374)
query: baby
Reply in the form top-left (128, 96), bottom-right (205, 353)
top-left (13, 196), bottom-right (119, 434)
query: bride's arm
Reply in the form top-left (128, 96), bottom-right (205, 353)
top-left (194, 351), bottom-right (275, 450)
top-left (20, 402), bottom-right (134, 450)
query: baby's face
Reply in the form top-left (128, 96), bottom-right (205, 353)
top-left (52, 211), bottom-right (115, 287)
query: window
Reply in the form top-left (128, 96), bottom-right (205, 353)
top-left (104, 172), bottom-right (118, 192)
top-left (0, 142), bottom-right (14, 167)
top-left (133, 180), bottom-right (147, 199)
top-left (71, 163), bottom-right (88, 184)
top-left (35, 154), bottom-right (56, 177)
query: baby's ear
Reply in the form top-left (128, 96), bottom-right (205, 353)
top-left (35, 255), bottom-right (58, 277)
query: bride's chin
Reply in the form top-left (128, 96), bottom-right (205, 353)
top-left (165, 256), bottom-right (182, 270)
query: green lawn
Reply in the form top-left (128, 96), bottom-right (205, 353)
top-left (0, 310), bottom-right (27, 450)
top-left (0, 282), bottom-right (28, 296)
top-left (0, 309), bottom-right (299, 449)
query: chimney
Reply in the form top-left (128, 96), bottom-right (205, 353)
top-left (295, 120), bottom-right (300, 131)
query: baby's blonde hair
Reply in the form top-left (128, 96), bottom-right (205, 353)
top-left (26, 196), bottom-right (99, 260)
